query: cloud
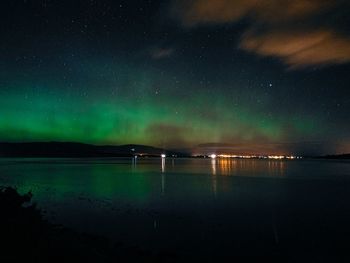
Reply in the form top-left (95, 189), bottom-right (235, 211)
top-left (173, 0), bottom-right (257, 26)
top-left (240, 30), bottom-right (350, 68)
top-left (150, 48), bottom-right (174, 59)
top-left (172, 0), bottom-right (350, 68)
top-left (173, 0), bottom-right (332, 25)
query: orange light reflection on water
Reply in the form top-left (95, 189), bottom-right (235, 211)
top-left (210, 158), bottom-right (287, 177)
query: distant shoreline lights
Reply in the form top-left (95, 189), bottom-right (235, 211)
top-left (203, 154), bottom-right (302, 160)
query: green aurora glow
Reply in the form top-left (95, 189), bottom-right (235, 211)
top-left (0, 68), bottom-right (324, 152)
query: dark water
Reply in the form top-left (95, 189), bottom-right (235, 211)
top-left (1, 158), bottom-right (350, 261)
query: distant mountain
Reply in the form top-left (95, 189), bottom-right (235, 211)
top-left (318, 154), bottom-right (350, 159)
top-left (0, 142), bottom-right (186, 157)
top-left (99, 144), bottom-right (166, 155)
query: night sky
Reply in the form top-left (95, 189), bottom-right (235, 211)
top-left (0, 0), bottom-right (349, 155)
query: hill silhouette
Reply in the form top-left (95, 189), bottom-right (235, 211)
top-left (0, 142), bottom-right (185, 157)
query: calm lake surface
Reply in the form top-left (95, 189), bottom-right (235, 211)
top-left (1, 158), bottom-right (350, 261)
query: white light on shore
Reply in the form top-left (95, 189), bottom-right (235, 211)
top-left (161, 154), bottom-right (166, 158)
top-left (210, 154), bottom-right (217, 159)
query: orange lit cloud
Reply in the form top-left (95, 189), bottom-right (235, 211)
top-left (173, 0), bottom-right (332, 25)
top-left (172, 0), bottom-right (350, 68)
top-left (240, 30), bottom-right (350, 68)
top-left (174, 0), bottom-right (257, 25)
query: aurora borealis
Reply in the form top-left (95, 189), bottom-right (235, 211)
top-left (0, 0), bottom-right (350, 155)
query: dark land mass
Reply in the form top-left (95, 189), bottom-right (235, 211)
top-left (317, 153), bottom-right (350, 159)
top-left (0, 142), bottom-right (188, 158)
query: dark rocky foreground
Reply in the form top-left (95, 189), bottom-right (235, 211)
top-left (0, 187), bottom-right (177, 263)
